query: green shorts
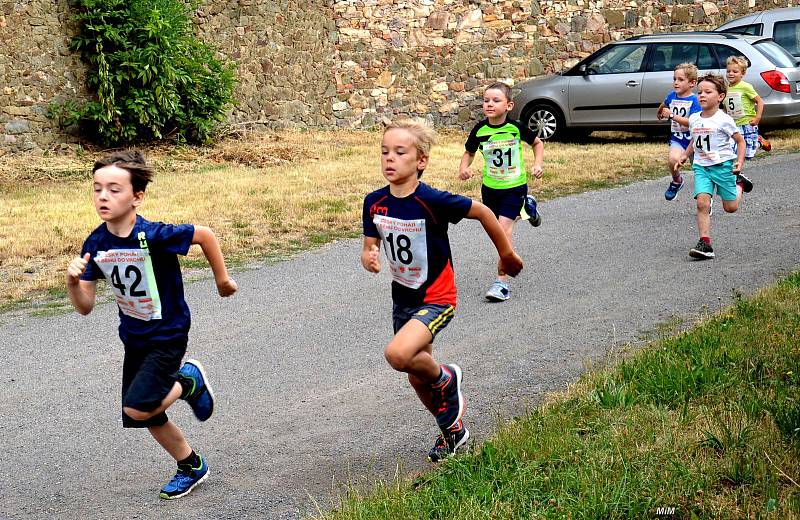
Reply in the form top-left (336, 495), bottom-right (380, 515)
top-left (693, 160), bottom-right (737, 201)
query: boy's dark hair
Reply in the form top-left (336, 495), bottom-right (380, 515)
top-left (485, 81), bottom-right (513, 101)
top-left (93, 150), bottom-right (153, 193)
top-left (698, 73), bottom-right (728, 98)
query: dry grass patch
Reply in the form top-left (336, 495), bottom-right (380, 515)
top-left (1, 127), bottom-right (799, 307)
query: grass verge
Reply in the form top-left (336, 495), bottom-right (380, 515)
top-left (317, 272), bottom-right (800, 519)
top-left (1, 128), bottom-right (799, 308)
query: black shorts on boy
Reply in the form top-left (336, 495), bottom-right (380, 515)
top-left (121, 337), bottom-right (187, 428)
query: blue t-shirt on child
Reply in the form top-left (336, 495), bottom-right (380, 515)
top-left (363, 182), bottom-right (472, 309)
top-left (664, 91), bottom-right (702, 149)
top-left (81, 215), bottom-right (195, 344)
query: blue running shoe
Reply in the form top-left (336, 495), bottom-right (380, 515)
top-left (160, 455), bottom-right (209, 499)
top-left (664, 179), bottom-right (683, 201)
top-left (432, 364), bottom-right (465, 431)
top-left (522, 195), bottom-right (542, 227)
top-left (178, 359), bottom-right (215, 422)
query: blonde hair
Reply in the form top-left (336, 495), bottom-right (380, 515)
top-left (383, 118), bottom-right (437, 159)
top-left (675, 62), bottom-right (698, 83)
top-left (726, 56), bottom-right (748, 74)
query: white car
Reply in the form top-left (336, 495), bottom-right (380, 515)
top-left (716, 7), bottom-right (800, 59)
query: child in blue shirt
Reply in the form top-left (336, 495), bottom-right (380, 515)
top-left (66, 151), bottom-right (237, 500)
top-left (656, 63), bottom-right (701, 201)
top-left (362, 118), bottom-right (523, 462)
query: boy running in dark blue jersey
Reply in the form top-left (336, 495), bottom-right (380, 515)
top-left (66, 151), bottom-right (237, 499)
top-left (362, 119), bottom-right (523, 461)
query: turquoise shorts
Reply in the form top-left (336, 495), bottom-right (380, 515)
top-left (693, 160), bottom-right (737, 201)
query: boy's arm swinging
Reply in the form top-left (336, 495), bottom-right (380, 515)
top-left (66, 253), bottom-right (97, 315)
top-left (192, 226), bottom-right (238, 296)
top-left (361, 237), bottom-right (381, 273)
top-left (529, 137), bottom-right (544, 178)
top-left (466, 201), bottom-right (523, 277)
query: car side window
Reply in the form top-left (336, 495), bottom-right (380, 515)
top-left (585, 44), bottom-right (648, 74)
top-left (720, 24), bottom-right (763, 36)
top-left (712, 45), bottom-right (751, 68)
top-left (697, 45), bottom-right (717, 69)
top-left (649, 44), bottom-right (704, 71)
top-left (774, 20), bottom-right (800, 56)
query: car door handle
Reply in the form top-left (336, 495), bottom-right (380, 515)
top-left (626, 80), bottom-right (640, 87)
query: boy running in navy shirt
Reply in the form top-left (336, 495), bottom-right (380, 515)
top-left (362, 119), bottom-right (523, 461)
top-left (66, 151), bottom-right (237, 499)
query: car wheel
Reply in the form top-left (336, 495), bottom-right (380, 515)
top-left (522, 103), bottom-right (565, 141)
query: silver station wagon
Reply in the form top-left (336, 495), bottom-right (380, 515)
top-left (509, 32), bottom-right (800, 140)
top-left (716, 7), bottom-right (800, 58)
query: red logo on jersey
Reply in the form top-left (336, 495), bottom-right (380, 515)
top-left (372, 205), bottom-right (388, 217)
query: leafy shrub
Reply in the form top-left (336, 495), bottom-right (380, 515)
top-left (50, 0), bottom-right (236, 145)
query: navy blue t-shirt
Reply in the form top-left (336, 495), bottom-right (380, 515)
top-left (363, 182), bottom-right (472, 308)
top-left (80, 215), bottom-right (195, 343)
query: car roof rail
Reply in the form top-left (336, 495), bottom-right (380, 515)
top-left (625, 31), bottom-right (740, 41)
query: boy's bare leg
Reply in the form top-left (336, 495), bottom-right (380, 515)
top-left (696, 194), bottom-right (712, 237)
top-left (123, 382), bottom-right (182, 422)
top-left (496, 216), bottom-right (515, 282)
top-left (407, 344), bottom-right (436, 414)
top-left (149, 420), bottom-right (192, 461)
top-left (722, 185), bottom-right (743, 213)
top-left (384, 320), bottom-right (439, 382)
top-left (668, 148), bottom-right (684, 181)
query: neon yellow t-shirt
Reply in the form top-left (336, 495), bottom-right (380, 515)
top-left (725, 81), bottom-right (758, 126)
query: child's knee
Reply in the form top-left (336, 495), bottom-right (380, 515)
top-left (384, 345), bottom-right (411, 371)
top-left (123, 406), bottom-right (153, 422)
top-left (723, 201), bottom-right (739, 213)
top-left (696, 197), bottom-right (711, 212)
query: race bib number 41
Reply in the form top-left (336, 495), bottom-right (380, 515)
top-left (94, 248), bottom-right (162, 320)
top-left (373, 215), bottom-right (428, 289)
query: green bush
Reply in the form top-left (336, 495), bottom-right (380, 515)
top-left (50, 0), bottom-right (236, 145)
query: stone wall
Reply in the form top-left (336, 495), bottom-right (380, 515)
top-left (0, 0), bottom-right (793, 154)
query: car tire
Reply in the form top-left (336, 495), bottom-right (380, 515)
top-left (521, 103), bottom-right (565, 141)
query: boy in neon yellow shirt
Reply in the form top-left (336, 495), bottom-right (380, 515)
top-left (457, 81), bottom-right (544, 302)
top-left (725, 56), bottom-right (770, 158)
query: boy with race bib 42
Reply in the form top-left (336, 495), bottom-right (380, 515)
top-left (457, 81), bottom-right (544, 302)
top-left (66, 151), bottom-right (237, 499)
top-left (656, 63), bottom-right (701, 201)
top-left (674, 74), bottom-right (752, 260)
top-left (362, 119), bottom-right (523, 462)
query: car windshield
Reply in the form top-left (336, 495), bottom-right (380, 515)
top-left (754, 40), bottom-right (798, 67)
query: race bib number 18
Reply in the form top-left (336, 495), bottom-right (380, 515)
top-left (94, 248), bottom-right (162, 320)
top-left (373, 215), bottom-right (428, 289)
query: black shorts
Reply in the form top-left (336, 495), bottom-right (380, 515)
top-left (121, 336), bottom-right (187, 428)
top-left (481, 184), bottom-right (528, 220)
top-left (392, 303), bottom-right (455, 342)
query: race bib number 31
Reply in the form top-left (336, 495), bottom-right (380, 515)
top-left (94, 248), bottom-right (162, 320)
top-left (373, 215), bottom-right (428, 289)
top-left (483, 138), bottom-right (521, 181)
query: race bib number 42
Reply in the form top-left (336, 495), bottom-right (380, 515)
top-left (373, 215), bottom-right (428, 289)
top-left (94, 248), bottom-right (162, 320)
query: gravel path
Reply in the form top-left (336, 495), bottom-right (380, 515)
top-left (2, 152), bottom-right (799, 519)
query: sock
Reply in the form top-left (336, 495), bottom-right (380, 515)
top-left (432, 365), bottom-right (450, 387)
top-left (672, 175), bottom-right (683, 183)
top-left (700, 236), bottom-right (711, 245)
top-left (177, 450), bottom-right (200, 468)
top-left (178, 376), bottom-right (193, 400)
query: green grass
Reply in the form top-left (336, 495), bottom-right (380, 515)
top-left (319, 273), bottom-right (800, 519)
